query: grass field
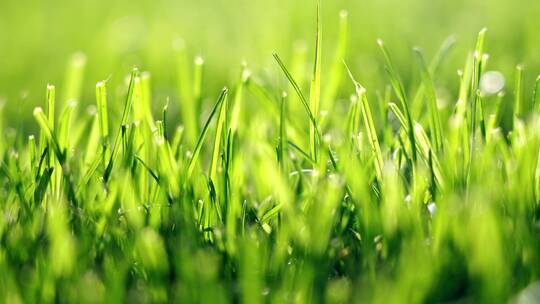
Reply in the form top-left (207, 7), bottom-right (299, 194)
top-left (1, 0), bottom-right (540, 303)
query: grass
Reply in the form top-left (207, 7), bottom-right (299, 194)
top-left (2, 2), bottom-right (540, 304)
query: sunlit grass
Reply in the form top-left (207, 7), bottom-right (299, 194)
top-left (1, 5), bottom-right (540, 304)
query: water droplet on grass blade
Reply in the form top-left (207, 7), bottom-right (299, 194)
top-left (480, 71), bottom-right (505, 95)
top-left (428, 202), bottom-right (437, 216)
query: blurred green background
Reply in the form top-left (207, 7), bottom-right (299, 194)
top-left (0, 0), bottom-right (539, 130)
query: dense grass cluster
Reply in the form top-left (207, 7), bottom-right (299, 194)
top-left (2, 4), bottom-right (540, 303)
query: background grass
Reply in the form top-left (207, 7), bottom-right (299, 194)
top-left (1, 0), bottom-right (540, 303)
top-left (2, 0), bottom-right (540, 127)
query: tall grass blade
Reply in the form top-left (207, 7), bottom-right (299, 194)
top-left (273, 53), bottom-right (321, 154)
top-left (104, 68), bottom-right (139, 181)
top-left (413, 48), bottom-right (443, 152)
top-left (534, 76), bottom-right (540, 113)
top-left (187, 88), bottom-right (228, 179)
top-left (309, 2), bottom-right (322, 162)
top-left (514, 64), bottom-right (524, 120)
top-left (377, 39), bottom-right (417, 162)
top-left (344, 62), bottom-right (383, 180)
top-left (278, 92), bottom-right (288, 175)
top-left (323, 10), bottom-right (348, 106)
top-left (96, 80), bottom-right (110, 163)
top-left (209, 89), bottom-right (228, 183)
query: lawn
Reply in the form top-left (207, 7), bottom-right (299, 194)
top-left (1, 0), bottom-right (540, 303)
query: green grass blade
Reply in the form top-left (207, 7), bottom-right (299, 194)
top-left (96, 80), bottom-right (110, 163)
top-left (287, 140), bottom-right (316, 165)
top-left (344, 62), bottom-right (383, 180)
top-left (230, 63), bottom-right (248, 134)
top-left (323, 10), bottom-right (348, 106)
top-left (162, 100), bottom-right (169, 141)
top-left (470, 29), bottom-right (488, 128)
top-left (175, 39), bottom-right (197, 145)
top-left (388, 103), bottom-right (445, 189)
top-left (96, 81), bottom-right (109, 140)
top-left (278, 92), bottom-right (288, 175)
top-left (209, 89), bottom-right (228, 182)
top-left (33, 107), bottom-right (64, 164)
top-left (533, 76), bottom-right (540, 113)
top-left (28, 135), bottom-right (36, 174)
top-left (58, 100), bottom-right (77, 152)
top-left (487, 91), bottom-right (505, 142)
top-left (193, 56), bottom-right (204, 134)
top-left (45, 84), bottom-right (56, 170)
top-left (456, 54), bottom-right (474, 117)
top-left (104, 68), bottom-right (139, 181)
top-left (514, 64), bottom-right (524, 119)
top-left (412, 36), bottom-right (456, 117)
top-left (345, 94), bottom-right (359, 145)
top-left (377, 39), bottom-right (417, 162)
top-left (309, 2), bottom-right (322, 162)
top-left (272, 53), bottom-right (321, 153)
top-left (413, 48), bottom-right (443, 151)
top-left (62, 52), bottom-right (86, 103)
top-left (477, 91), bottom-right (486, 140)
top-left (429, 36), bottom-right (456, 74)
top-left (186, 88), bottom-right (228, 179)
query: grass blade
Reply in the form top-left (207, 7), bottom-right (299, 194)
top-left (344, 62), bottom-right (383, 180)
top-left (209, 89), bottom-right (228, 182)
top-left (186, 88), bottom-right (228, 179)
top-left (413, 48), bottom-right (443, 152)
top-left (514, 64), bottom-right (524, 120)
top-left (96, 80), bottom-right (110, 163)
top-left (272, 52), bottom-right (321, 157)
top-left (230, 63), bottom-right (249, 134)
top-left (104, 68), bottom-right (139, 181)
top-left (278, 92), bottom-right (289, 175)
top-left (33, 107), bottom-right (64, 163)
top-left (309, 2), bottom-right (322, 162)
top-left (533, 75), bottom-right (540, 113)
top-left (323, 10), bottom-right (348, 106)
top-left (377, 39), bottom-right (417, 162)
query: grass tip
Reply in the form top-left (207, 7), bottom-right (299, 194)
top-left (339, 9), bottom-right (348, 18)
top-left (376, 39), bottom-right (384, 47)
top-left (343, 60), bottom-right (364, 94)
top-left (71, 52), bottom-right (87, 66)
top-left (195, 56), bottom-right (204, 65)
top-left (33, 107), bottom-right (43, 115)
top-left (242, 69), bottom-right (251, 82)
